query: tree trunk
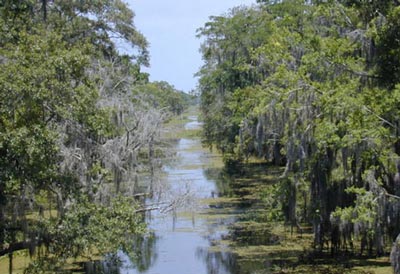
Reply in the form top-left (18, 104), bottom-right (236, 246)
top-left (9, 252), bottom-right (13, 274)
top-left (288, 178), bottom-right (297, 236)
top-left (311, 158), bottom-right (329, 252)
top-left (41, 0), bottom-right (47, 21)
top-left (149, 136), bottom-right (154, 196)
top-left (391, 234), bottom-right (400, 274)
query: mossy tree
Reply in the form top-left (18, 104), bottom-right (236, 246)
top-left (197, 0), bottom-right (400, 265)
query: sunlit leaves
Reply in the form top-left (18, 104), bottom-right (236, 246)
top-left (51, 196), bottom-right (145, 258)
top-left (0, 1), bottom-right (162, 270)
top-left (198, 0), bottom-right (400, 257)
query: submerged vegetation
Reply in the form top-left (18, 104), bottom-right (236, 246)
top-left (197, 0), bottom-right (400, 272)
top-left (204, 161), bottom-right (392, 273)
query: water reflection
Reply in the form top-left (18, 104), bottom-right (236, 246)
top-left (196, 247), bottom-right (238, 274)
top-left (83, 255), bottom-right (121, 274)
top-left (203, 167), bottom-right (235, 198)
top-left (83, 233), bottom-right (158, 274)
top-left (85, 117), bottom-right (245, 274)
top-left (126, 232), bottom-right (158, 272)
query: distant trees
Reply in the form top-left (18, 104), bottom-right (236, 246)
top-left (197, 0), bottom-right (400, 267)
top-left (0, 1), bottom-right (191, 272)
top-left (132, 81), bottom-right (193, 116)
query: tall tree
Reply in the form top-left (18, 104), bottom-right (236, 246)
top-left (0, 0), bottom-right (188, 272)
top-left (198, 0), bottom-right (400, 262)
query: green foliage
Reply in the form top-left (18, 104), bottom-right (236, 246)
top-left (198, 0), bottom-right (400, 257)
top-left (24, 195), bottom-right (145, 273)
top-left (0, 0), bottom-right (183, 272)
top-left (197, 6), bottom-right (277, 151)
top-left (332, 186), bottom-right (378, 238)
top-left (375, 6), bottom-right (400, 88)
top-left (134, 81), bottom-right (194, 116)
top-left (0, 28), bottom-right (94, 198)
top-left (50, 196), bottom-right (145, 258)
top-left (260, 184), bottom-right (285, 222)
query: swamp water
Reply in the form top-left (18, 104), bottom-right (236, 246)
top-left (83, 116), bottom-right (243, 274)
top-left (1, 116), bottom-right (391, 273)
top-left (82, 114), bottom-right (393, 274)
top-left (70, 116), bottom-right (394, 274)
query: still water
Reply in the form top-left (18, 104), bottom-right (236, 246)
top-left (85, 116), bottom-right (238, 274)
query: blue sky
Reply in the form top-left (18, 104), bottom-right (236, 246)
top-left (127, 0), bottom-right (256, 92)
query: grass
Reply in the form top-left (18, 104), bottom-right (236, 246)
top-left (0, 250), bottom-right (31, 274)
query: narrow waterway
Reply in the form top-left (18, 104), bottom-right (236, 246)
top-left (90, 116), bottom-right (237, 274)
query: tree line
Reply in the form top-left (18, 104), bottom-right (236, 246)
top-left (0, 1), bottom-right (193, 273)
top-left (197, 0), bottom-right (400, 271)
